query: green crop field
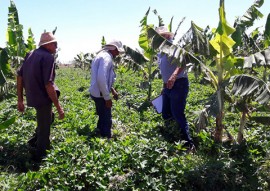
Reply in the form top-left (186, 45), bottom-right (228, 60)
top-left (0, 67), bottom-right (269, 190)
top-left (1, 0), bottom-right (270, 190)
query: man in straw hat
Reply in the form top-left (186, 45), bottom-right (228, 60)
top-left (155, 26), bottom-right (195, 153)
top-left (89, 40), bottom-right (124, 139)
top-left (17, 31), bottom-right (65, 162)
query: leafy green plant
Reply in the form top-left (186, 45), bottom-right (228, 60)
top-left (228, 74), bottom-right (270, 143)
top-left (74, 52), bottom-right (93, 70)
top-left (1, 1), bottom-right (270, 190)
top-left (0, 66), bottom-right (269, 190)
top-left (0, 0), bottom-right (36, 101)
top-left (232, 0), bottom-right (265, 53)
top-left (6, 0), bottom-right (27, 69)
top-left (0, 116), bottom-right (16, 130)
top-left (137, 7), bottom-right (159, 101)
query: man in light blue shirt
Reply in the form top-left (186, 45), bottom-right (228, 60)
top-left (156, 26), bottom-right (194, 152)
top-left (89, 40), bottom-right (124, 138)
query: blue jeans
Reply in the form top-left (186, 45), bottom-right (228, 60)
top-left (162, 78), bottom-right (193, 145)
top-left (91, 95), bottom-right (112, 138)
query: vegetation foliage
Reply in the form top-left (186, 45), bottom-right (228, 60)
top-left (1, 0), bottom-right (270, 190)
top-left (0, 67), bottom-right (269, 190)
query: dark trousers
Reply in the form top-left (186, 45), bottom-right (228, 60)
top-left (162, 78), bottom-right (193, 146)
top-left (91, 95), bottom-right (112, 138)
top-left (29, 104), bottom-right (52, 159)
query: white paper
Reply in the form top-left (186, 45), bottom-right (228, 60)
top-left (151, 95), bottom-right (163, 113)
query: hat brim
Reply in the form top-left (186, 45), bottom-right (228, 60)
top-left (105, 43), bottom-right (125, 53)
top-left (160, 32), bottom-right (174, 37)
top-left (39, 39), bottom-right (57, 47)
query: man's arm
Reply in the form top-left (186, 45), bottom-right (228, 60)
top-left (111, 87), bottom-right (119, 100)
top-left (45, 82), bottom-right (64, 119)
top-left (17, 76), bottom-right (25, 112)
top-left (97, 57), bottom-right (112, 101)
top-left (166, 67), bottom-right (184, 89)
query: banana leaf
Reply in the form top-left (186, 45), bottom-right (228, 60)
top-left (123, 45), bottom-right (148, 65)
top-left (26, 28), bottom-right (36, 51)
top-left (0, 48), bottom-right (11, 75)
top-left (232, 0), bottom-right (264, 47)
top-left (236, 0), bottom-right (264, 28)
top-left (0, 48), bottom-right (9, 86)
top-left (264, 13), bottom-right (270, 37)
top-left (250, 116), bottom-right (270, 125)
top-left (147, 27), bottom-right (201, 67)
top-left (8, 0), bottom-right (19, 25)
top-left (0, 70), bottom-right (7, 86)
top-left (243, 47), bottom-right (270, 68)
top-left (153, 9), bottom-right (164, 27)
top-left (138, 7), bottom-right (151, 56)
top-left (230, 74), bottom-right (270, 104)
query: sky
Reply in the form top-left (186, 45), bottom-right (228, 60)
top-left (0, 0), bottom-right (270, 63)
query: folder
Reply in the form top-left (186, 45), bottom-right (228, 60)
top-left (151, 95), bottom-right (163, 113)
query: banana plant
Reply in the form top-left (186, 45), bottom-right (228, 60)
top-left (5, 0), bottom-right (36, 70)
top-left (208, 0), bottom-right (238, 142)
top-left (112, 7), bottom-right (158, 101)
top-left (229, 74), bottom-right (270, 143)
top-left (6, 0), bottom-right (27, 68)
top-left (0, 48), bottom-right (12, 100)
top-left (231, 0), bottom-right (270, 81)
top-left (137, 7), bottom-right (182, 101)
top-left (0, 48), bottom-right (10, 86)
top-left (74, 52), bottom-right (92, 70)
top-left (137, 7), bottom-right (156, 101)
top-left (0, 0), bottom-right (36, 100)
top-left (242, 15), bottom-right (270, 81)
top-left (199, 0), bottom-right (269, 142)
top-left (232, 0), bottom-right (264, 52)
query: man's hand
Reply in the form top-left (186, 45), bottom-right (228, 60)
top-left (57, 106), bottom-right (65, 120)
top-left (112, 91), bottom-right (119, 100)
top-left (166, 74), bottom-right (177, 89)
top-left (17, 101), bottom-right (25, 113)
top-left (46, 82), bottom-right (65, 120)
top-left (111, 88), bottom-right (119, 100)
top-left (105, 99), bottom-right (112, 108)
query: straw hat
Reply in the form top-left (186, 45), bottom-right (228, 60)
top-left (38, 32), bottom-right (57, 46)
top-left (155, 26), bottom-right (174, 38)
top-left (104, 40), bottom-right (125, 53)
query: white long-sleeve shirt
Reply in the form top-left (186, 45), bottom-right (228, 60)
top-left (89, 50), bottom-right (116, 100)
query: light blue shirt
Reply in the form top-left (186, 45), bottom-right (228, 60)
top-left (157, 53), bottom-right (187, 83)
top-left (89, 50), bottom-right (116, 100)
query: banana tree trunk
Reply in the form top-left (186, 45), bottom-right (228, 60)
top-left (147, 56), bottom-right (154, 101)
top-left (214, 87), bottom-right (224, 142)
top-left (215, 111), bottom-right (224, 142)
top-left (237, 110), bottom-right (247, 144)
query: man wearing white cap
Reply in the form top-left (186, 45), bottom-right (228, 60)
top-left (89, 40), bottom-right (124, 138)
top-left (156, 26), bottom-right (195, 152)
top-left (17, 32), bottom-right (65, 162)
